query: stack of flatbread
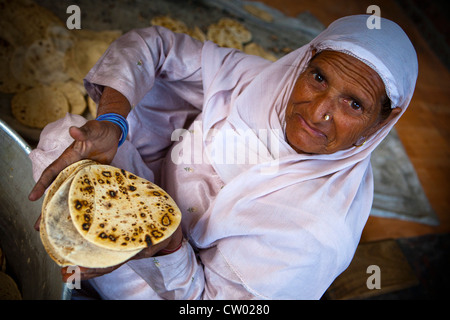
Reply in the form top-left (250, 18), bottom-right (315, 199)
top-left (0, 0), bottom-right (122, 128)
top-left (0, 272), bottom-right (22, 300)
top-left (151, 15), bottom-right (277, 61)
top-left (1, 1), bottom-right (277, 131)
top-left (40, 160), bottom-right (181, 268)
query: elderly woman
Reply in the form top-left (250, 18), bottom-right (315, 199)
top-left (29, 15), bottom-right (417, 299)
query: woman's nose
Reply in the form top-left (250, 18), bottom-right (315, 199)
top-left (309, 94), bottom-right (335, 123)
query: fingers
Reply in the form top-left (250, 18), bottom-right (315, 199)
top-left (69, 125), bottom-right (88, 142)
top-left (28, 141), bottom-right (82, 201)
top-left (28, 123), bottom-right (94, 201)
top-left (28, 120), bottom-right (119, 201)
top-left (132, 238), bottom-right (170, 260)
top-left (34, 215), bottom-right (41, 231)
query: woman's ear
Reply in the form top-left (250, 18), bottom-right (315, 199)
top-left (369, 107), bottom-right (402, 136)
top-left (381, 106), bottom-right (402, 127)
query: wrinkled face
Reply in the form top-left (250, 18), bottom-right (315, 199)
top-left (285, 50), bottom-right (388, 154)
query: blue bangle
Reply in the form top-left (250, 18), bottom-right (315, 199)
top-left (96, 113), bottom-right (129, 147)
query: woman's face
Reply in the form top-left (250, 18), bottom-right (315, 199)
top-left (285, 50), bottom-right (393, 154)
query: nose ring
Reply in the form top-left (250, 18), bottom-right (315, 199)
top-left (323, 114), bottom-right (330, 121)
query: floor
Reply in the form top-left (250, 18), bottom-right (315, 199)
top-left (252, 0), bottom-right (450, 299)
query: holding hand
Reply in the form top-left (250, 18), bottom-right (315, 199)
top-left (28, 120), bottom-right (122, 203)
top-left (29, 87), bottom-right (131, 203)
top-left (29, 87), bottom-right (132, 233)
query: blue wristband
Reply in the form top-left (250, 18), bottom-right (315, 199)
top-left (96, 113), bottom-right (129, 147)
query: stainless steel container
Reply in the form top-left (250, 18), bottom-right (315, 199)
top-left (0, 119), bottom-right (68, 299)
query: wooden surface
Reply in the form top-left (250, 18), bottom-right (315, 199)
top-left (325, 239), bottom-right (419, 299)
top-left (253, 0), bottom-right (450, 242)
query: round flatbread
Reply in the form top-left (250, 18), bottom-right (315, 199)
top-left (41, 160), bottom-right (98, 216)
top-left (40, 160), bottom-right (99, 266)
top-left (207, 18), bottom-right (252, 50)
top-left (69, 165), bottom-right (181, 251)
top-left (43, 171), bottom-right (141, 268)
top-left (46, 25), bottom-right (75, 52)
top-left (10, 38), bottom-right (69, 87)
top-left (65, 38), bottom-right (110, 83)
top-left (151, 16), bottom-right (189, 34)
top-left (26, 38), bottom-right (69, 85)
top-left (87, 96), bottom-right (97, 118)
top-left (0, 0), bottom-right (63, 47)
top-left (67, 29), bottom-right (122, 83)
top-left (40, 212), bottom-right (72, 267)
top-left (0, 37), bottom-right (28, 93)
top-left (11, 85), bottom-right (69, 129)
top-left (52, 81), bottom-right (87, 115)
top-left (0, 246), bottom-right (5, 272)
top-left (9, 46), bottom-right (37, 88)
top-left (0, 272), bottom-right (22, 300)
top-left (187, 26), bottom-right (206, 42)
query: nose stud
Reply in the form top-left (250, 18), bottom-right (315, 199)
top-left (323, 114), bottom-right (330, 121)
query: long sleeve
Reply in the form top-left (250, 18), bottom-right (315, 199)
top-left (77, 26), bottom-right (214, 299)
top-left (87, 238), bottom-right (258, 300)
top-left (28, 113), bottom-right (210, 300)
top-left (125, 240), bottom-right (206, 300)
top-left (84, 26), bottom-right (204, 110)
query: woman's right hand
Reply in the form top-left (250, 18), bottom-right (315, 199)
top-left (29, 86), bottom-right (131, 231)
top-left (28, 119), bottom-right (122, 231)
top-left (29, 119), bottom-right (122, 203)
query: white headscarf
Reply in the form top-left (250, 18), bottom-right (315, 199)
top-left (188, 15), bottom-right (418, 298)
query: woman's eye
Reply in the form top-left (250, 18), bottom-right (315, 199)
top-left (313, 73), bottom-right (324, 83)
top-left (351, 100), bottom-right (362, 110)
top-left (343, 98), bottom-right (363, 112)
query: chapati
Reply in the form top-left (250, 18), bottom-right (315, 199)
top-left (69, 164), bottom-right (181, 251)
top-left (11, 85), bottom-right (69, 129)
top-left (52, 81), bottom-right (87, 115)
top-left (40, 161), bottom-right (181, 267)
top-left (40, 160), bottom-right (99, 267)
top-left (207, 18), bottom-right (252, 50)
top-left (0, 272), bottom-right (22, 300)
top-left (42, 165), bottom-right (141, 268)
top-left (151, 16), bottom-right (189, 34)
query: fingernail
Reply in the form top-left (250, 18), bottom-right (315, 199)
top-left (28, 191), bottom-right (36, 201)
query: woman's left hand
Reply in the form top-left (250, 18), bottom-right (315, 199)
top-left (61, 226), bottom-right (183, 281)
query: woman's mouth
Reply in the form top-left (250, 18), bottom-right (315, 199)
top-left (295, 114), bottom-right (327, 139)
